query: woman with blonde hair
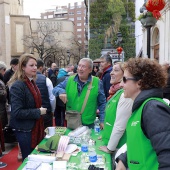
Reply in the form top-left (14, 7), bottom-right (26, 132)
top-left (99, 62), bottom-right (133, 154)
top-left (9, 53), bottom-right (47, 161)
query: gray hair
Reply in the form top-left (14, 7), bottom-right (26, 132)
top-left (80, 58), bottom-right (93, 69)
top-left (100, 54), bottom-right (112, 65)
top-left (0, 61), bottom-right (7, 70)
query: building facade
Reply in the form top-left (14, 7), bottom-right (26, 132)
top-left (136, 0), bottom-right (170, 64)
top-left (0, 0), bottom-right (27, 67)
top-left (40, 1), bottom-right (86, 57)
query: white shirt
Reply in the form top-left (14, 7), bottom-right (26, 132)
top-left (107, 93), bottom-right (133, 151)
top-left (46, 77), bottom-right (56, 112)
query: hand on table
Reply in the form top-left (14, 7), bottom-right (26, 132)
top-left (59, 94), bottom-right (68, 104)
top-left (115, 160), bottom-right (126, 170)
top-left (99, 145), bottom-right (114, 153)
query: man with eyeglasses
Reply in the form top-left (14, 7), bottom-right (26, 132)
top-left (52, 58), bottom-right (106, 129)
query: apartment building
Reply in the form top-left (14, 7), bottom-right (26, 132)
top-left (41, 2), bottom-right (86, 57)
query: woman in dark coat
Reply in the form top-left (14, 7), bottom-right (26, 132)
top-left (9, 54), bottom-right (47, 161)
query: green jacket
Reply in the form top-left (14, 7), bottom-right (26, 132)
top-left (66, 76), bottom-right (99, 125)
top-left (102, 89), bottom-right (126, 148)
top-left (127, 98), bottom-right (166, 170)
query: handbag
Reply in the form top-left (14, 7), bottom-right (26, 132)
top-left (65, 77), bottom-right (93, 130)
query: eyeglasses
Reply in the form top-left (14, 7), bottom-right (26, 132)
top-left (122, 76), bottom-right (136, 83)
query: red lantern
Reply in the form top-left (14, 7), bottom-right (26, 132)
top-left (145, 0), bottom-right (166, 20)
top-left (116, 47), bottom-right (123, 54)
top-left (145, 0), bottom-right (165, 12)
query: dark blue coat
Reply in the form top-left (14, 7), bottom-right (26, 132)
top-left (101, 66), bottom-right (112, 99)
top-left (9, 80), bottom-right (41, 131)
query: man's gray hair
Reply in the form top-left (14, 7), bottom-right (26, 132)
top-left (0, 61), bottom-right (7, 70)
top-left (100, 54), bottom-right (112, 65)
top-left (80, 58), bottom-right (93, 69)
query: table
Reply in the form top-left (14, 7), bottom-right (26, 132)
top-left (18, 129), bottom-right (112, 170)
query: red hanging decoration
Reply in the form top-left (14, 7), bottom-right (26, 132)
top-left (145, 0), bottom-right (166, 20)
top-left (116, 47), bottom-right (123, 54)
top-left (145, 0), bottom-right (165, 12)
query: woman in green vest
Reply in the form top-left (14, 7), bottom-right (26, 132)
top-left (116, 58), bottom-right (170, 170)
top-left (99, 62), bottom-right (133, 153)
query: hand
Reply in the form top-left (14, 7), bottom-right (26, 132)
top-left (100, 123), bottom-right (104, 129)
top-left (115, 160), bottom-right (126, 170)
top-left (99, 146), bottom-right (114, 153)
top-left (40, 107), bottom-right (47, 115)
top-left (59, 94), bottom-right (67, 104)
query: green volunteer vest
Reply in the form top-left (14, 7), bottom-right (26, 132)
top-left (127, 98), bottom-right (167, 170)
top-left (66, 75), bottom-right (99, 125)
top-left (102, 89), bottom-right (126, 148)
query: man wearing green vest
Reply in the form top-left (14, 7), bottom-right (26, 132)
top-left (52, 58), bottom-right (106, 129)
top-left (116, 58), bottom-right (170, 170)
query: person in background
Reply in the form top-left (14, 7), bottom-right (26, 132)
top-left (0, 61), bottom-right (8, 128)
top-left (162, 61), bottom-right (170, 101)
top-left (48, 63), bottom-right (57, 78)
top-left (0, 62), bottom-right (8, 169)
top-left (92, 65), bottom-right (99, 76)
top-left (116, 58), bottom-right (170, 170)
top-left (36, 59), bottom-right (56, 129)
top-left (99, 62), bottom-right (133, 154)
top-left (50, 67), bottom-right (59, 87)
top-left (100, 55), bottom-right (112, 98)
top-left (53, 58), bottom-right (106, 129)
top-left (3, 58), bottom-right (19, 85)
top-left (3, 58), bottom-right (19, 105)
top-left (57, 64), bottom-right (74, 79)
top-left (9, 54), bottom-right (47, 161)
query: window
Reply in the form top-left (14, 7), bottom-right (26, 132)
top-left (77, 11), bottom-right (81, 14)
top-left (77, 34), bottom-right (82, 38)
top-left (77, 17), bottom-right (81, 20)
top-left (69, 18), bottom-right (74, 21)
top-left (69, 12), bottom-right (74, 15)
top-left (48, 15), bottom-right (53, 18)
top-left (77, 23), bottom-right (81, 26)
top-left (77, 29), bottom-right (82, 32)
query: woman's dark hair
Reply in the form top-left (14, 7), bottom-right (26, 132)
top-left (125, 58), bottom-right (167, 90)
top-left (92, 66), bottom-right (99, 76)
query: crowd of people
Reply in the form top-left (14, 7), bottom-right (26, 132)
top-left (0, 53), bottom-right (170, 169)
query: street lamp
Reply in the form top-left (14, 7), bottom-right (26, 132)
top-left (116, 32), bottom-right (123, 45)
top-left (66, 50), bottom-right (70, 65)
top-left (116, 32), bottom-right (123, 61)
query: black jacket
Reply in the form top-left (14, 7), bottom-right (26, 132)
top-left (117, 88), bottom-right (170, 170)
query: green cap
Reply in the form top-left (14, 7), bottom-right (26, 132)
top-left (38, 135), bottom-right (61, 152)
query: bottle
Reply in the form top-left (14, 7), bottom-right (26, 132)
top-left (94, 117), bottom-right (100, 135)
top-left (81, 135), bottom-right (89, 163)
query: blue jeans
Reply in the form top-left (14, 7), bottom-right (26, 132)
top-left (15, 131), bottom-right (33, 161)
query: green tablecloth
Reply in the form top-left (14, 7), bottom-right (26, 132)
top-left (18, 129), bottom-right (112, 170)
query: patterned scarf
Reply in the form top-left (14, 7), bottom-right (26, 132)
top-left (107, 82), bottom-right (122, 101)
top-left (24, 76), bottom-right (44, 148)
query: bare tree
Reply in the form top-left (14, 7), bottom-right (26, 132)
top-left (23, 21), bottom-right (81, 67)
top-left (23, 21), bottom-right (61, 62)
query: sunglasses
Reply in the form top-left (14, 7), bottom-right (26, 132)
top-left (122, 76), bottom-right (136, 83)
